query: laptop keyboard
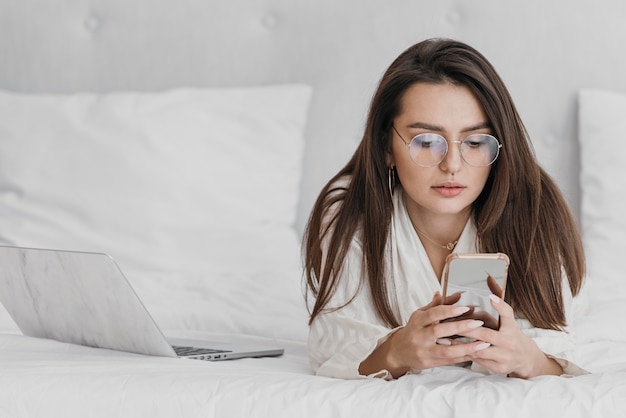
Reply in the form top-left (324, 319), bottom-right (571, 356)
top-left (172, 345), bottom-right (231, 357)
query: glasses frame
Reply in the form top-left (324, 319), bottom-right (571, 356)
top-left (392, 125), bottom-right (502, 168)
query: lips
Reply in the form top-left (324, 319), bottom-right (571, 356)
top-left (432, 181), bottom-right (466, 197)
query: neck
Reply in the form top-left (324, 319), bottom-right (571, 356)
top-left (412, 223), bottom-right (462, 251)
top-left (405, 206), bottom-right (470, 249)
top-left (410, 213), bottom-right (469, 278)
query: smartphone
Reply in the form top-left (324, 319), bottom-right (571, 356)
top-left (441, 253), bottom-right (510, 329)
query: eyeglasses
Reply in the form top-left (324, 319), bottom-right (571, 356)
top-left (392, 126), bottom-right (502, 167)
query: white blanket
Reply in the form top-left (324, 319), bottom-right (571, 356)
top-left (2, 330), bottom-right (625, 418)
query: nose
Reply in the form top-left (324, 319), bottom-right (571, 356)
top-left (439, 140), bottom-right (463, 173)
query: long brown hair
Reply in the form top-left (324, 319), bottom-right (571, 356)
top-left (304, 38), bottom-right (584, 331)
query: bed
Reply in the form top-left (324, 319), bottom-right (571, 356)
top-left (1, 1), bottom-right (626, 416)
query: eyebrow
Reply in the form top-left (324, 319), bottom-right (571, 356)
top-left (407, 121), bottom-right (492, 133)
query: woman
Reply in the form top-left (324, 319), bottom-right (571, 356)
top-left (304, 38), bottom-right (586, 379)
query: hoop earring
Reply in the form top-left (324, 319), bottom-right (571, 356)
top-left (388, 166), bottom-right (395, 198)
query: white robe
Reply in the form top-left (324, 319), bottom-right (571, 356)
top-left (308, 188), bottom-right (585, 379)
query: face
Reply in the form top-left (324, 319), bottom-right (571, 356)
top-left (389, 82), bottom-right (493, 223)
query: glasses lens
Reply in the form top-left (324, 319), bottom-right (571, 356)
top-left (460, 134), bottom-right (501, 167)
top-left (409, 134), bottom-right (448, 167)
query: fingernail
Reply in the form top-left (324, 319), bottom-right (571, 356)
top-left (467, 320), bottom-right (484, 329)
top-left (489, 294), bottom-right (501, 304)
top-left (474, 342), bottom-right (491, 351)
top-left (436, 338), bottom-right (452, 346)
top-left (452, 306), bottom-right (470, 315)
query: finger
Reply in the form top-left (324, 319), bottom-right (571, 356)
top-left (465, 310), bottom-right (499, 330)
top-left (437, 337), bottom-right (482, 347)
top-left (407, 304), bottom-right (472, 334)
top-left (457, 325), bottom-right (496, 344)
top-left (447, 305), bottom-right (476, 321)
top-left (434, 317), bottom-right (485, 339)
top-left (469, 355), bottom-right (503, 373)
top-left (487, 275), bottom-right (503, 297)
top-left (424, 305), bottom-right (471, 324)
top-left (420, 292), bottom-right (443, 311)
top-left (469, 346), bottom-right (514, 375)
top-left (443, 291), bottom-right (464, 305)
top-left (488, 294), bottom-right (515, 327)
top-left (469, 343), bottom-right (503, 361)
top-left (423, 354), bottom-right (475, 369)
top-left (447, 338), bottom-right (475, 346)
top-left (434, 340), bottom-right (491, 360)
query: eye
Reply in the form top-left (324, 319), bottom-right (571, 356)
top-left (463, 135), bottom-right (489, 148)
top-left (413, 134), bottom-right (445, 149)
top-left (418, 139), bottom-right (436, 148)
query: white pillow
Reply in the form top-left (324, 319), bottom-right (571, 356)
top-left (577, 89), bottom-right (626, 342)
top-left (0, 85), bottom-right (312, 341)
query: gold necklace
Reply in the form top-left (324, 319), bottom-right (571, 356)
top-left (413, 226), bottom-right (459, 251)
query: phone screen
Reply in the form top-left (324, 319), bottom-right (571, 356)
top-left (442, 253), bottom-right (509, 328)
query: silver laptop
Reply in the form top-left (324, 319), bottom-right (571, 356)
top-left (0, 245), bottom-right (283, 361)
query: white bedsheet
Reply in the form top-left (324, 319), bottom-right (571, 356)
top-left (2, 330), bottom-right (625, 418)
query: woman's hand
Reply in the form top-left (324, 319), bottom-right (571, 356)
top-left (459, 294), bottom-right (563, 378)
top-left (359, 292), bottom-right (491, 378)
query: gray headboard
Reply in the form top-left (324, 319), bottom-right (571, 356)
top-left (2, 0), bottom-right (626, 232)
